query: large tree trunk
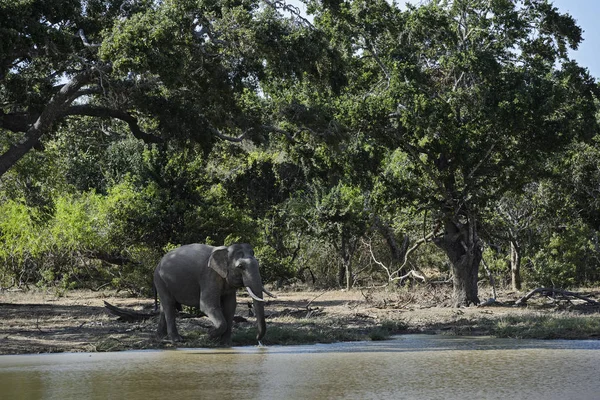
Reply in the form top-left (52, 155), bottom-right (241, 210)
top-left (336, 235), bottom-right (356, 290)
top-left (337, 257), bottom-right (353, 290)
top-left (510, 240), bottom-right (522, 291)
top-left (337, 263), bottom-right (346, 287)
top-left (345, 261), bottom-right (352, 291)
top-left (433, 215), bottom-right (481, 307)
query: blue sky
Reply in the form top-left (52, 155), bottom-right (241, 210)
top-left (551, 0), bottom-right (599, 78)
top-left (287, 0), bottom-right (599, 78)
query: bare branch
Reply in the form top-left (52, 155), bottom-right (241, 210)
top-left (516, 288), bottom-right (600, 306)
top-left (364, 232), bottom-right (432, 284)
top-left (481, 257), bottom-right (497, 299)
top-left (261, 125), bottom-right (297, 143)
top-left (364, 38), bottom-right (390, 87)
top-left (210, 126), bottom-right (249, 143)
top-left (394, 270), bottom-right (426, 282)
top-left (394, 231), bottom-right (435, 276)
top-left (77, 29), bottom-right (101, 48)
top-left (363, 238), bottom-right (393, 279)
top-left (466, 142), bottom-right (495, 181)
top-left (374, 216), bottom-right (410, 262)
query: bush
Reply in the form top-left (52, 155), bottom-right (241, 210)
top-left (0, 188), bottom-right (158, 292)
top-left (524, 223), bottom-right (598, 288)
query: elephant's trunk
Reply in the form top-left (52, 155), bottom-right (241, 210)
top-left (246, 284), bottom-right (266, 341)
top-left (253, 298), bottom-right (266, 341)
top-left (240, 256), bottom-right (267, 341)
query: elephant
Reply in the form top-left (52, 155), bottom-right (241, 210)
top-left (153, 243), bottom-right (274, 345)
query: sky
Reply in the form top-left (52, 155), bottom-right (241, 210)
top-left (287, 0), bottom-right (600, 79)
top-left (551, 0), bottom-right (600, 78)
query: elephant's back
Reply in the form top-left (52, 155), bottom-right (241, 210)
top-left (155, 243), bottom-right (214, 282)
top-left (161, 243), bottom-right (213, 267)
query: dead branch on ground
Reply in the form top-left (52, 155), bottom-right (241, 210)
top-left (104, 301), bottom-right (157, 322)
top-left (515, 288), bottom-right (599, 306)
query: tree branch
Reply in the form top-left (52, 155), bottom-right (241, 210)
top-left (516, 288), bottom-right (599, 306)
top-left (210, 126), bottom-right (249, 142)
top-left (77, 29), bottom-right (101, 48)
top-left (261, 125), bottom-right (297, 143)
top-left (64, 105), bottom-right (163, 143)
top-left (0, 67), bottom-right (103, 177)
top-left (364, 37), bottom-right (390, 87)
top-left (393, 231), bottom-right (435, 277)
top-left (466, 142), bottom-right (495, 181)
top-left (374, 215), bottom-right (409, 262)
top-left (363, 238), bottom-right (393, 280)
top-left (363, 231), bottom-right (432, 284)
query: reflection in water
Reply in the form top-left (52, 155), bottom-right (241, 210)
top-left (1, 335), bottom-right (600, 400)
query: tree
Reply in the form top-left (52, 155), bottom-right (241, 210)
top-left (0, 0), bottom-right (347, 289)
top-left (0, 0), bottom-right (150, 176)
top-left (0, 0), bottom-right (342, 177)
top-left (496, 190), bottom-right (537, 291)
top-left (310, 0), bottom-right (599, 305)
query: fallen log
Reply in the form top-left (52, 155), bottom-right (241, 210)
top-left (103, 301), bottom-right (158, 322)
top-left (515, 288), bottom-right (599, 306)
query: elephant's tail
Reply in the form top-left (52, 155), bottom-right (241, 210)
top-left (153, 283), bottom-right (158, 312)
top-left (152, 282), bottom-right (180, 312)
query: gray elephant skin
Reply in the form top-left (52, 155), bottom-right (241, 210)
top-left (154, 243), bottom-right (272, 345)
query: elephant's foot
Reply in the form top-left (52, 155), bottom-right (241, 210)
top-left (208, 331), bottom-right (231, 346)
top-left (169, 333), bottom-right (184, 342)
top-left (157, 330), bottom-right (184, 343)
top-left (156, 328), bottom-right (167, 339)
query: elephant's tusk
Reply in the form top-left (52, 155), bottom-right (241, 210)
top-left (262, 288), bottom-right (277, 298)
top-left (246, 287), bottom-right (265, 302)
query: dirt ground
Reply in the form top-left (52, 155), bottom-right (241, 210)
top-left (1, 285), bottom-right (598, 355)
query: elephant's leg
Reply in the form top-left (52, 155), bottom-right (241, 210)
top-left (162, 300), bottom-right (183, 342)
top-left (220, 293), bottom-right (237, 346)
top-left (157, 308), bottom-right (168, 339)
top-left (200, 292), bottom-right (227, 341)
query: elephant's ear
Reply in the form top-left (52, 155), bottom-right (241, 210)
top-left (208, 246), bottom-right (229, 279)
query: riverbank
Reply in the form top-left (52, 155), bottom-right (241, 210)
top-left (1, 286), bottom-right (599, 354)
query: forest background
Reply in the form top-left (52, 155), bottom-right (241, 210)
top-left (1, 0), bottom-right (599, 307)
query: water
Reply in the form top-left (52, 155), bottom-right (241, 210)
top-left (1, 335), bottom-right (599, 399)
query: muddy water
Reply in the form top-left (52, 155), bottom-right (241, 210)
top-left (1, 335), bottom-right (600, 400)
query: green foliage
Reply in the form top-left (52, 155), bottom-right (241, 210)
top-left (1, 0), bottom-right (599, 295)
top-left (526, 223), bottom-right (597, 288)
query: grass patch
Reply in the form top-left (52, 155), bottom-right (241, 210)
top-left (235, 320), bottom-right (364, 346)
top-left (232, 318), bottom-right (409, 346)
top-left (492, 315), bottom-right (600, 339)
top-left (369, 320), bottom-right (409, 341)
